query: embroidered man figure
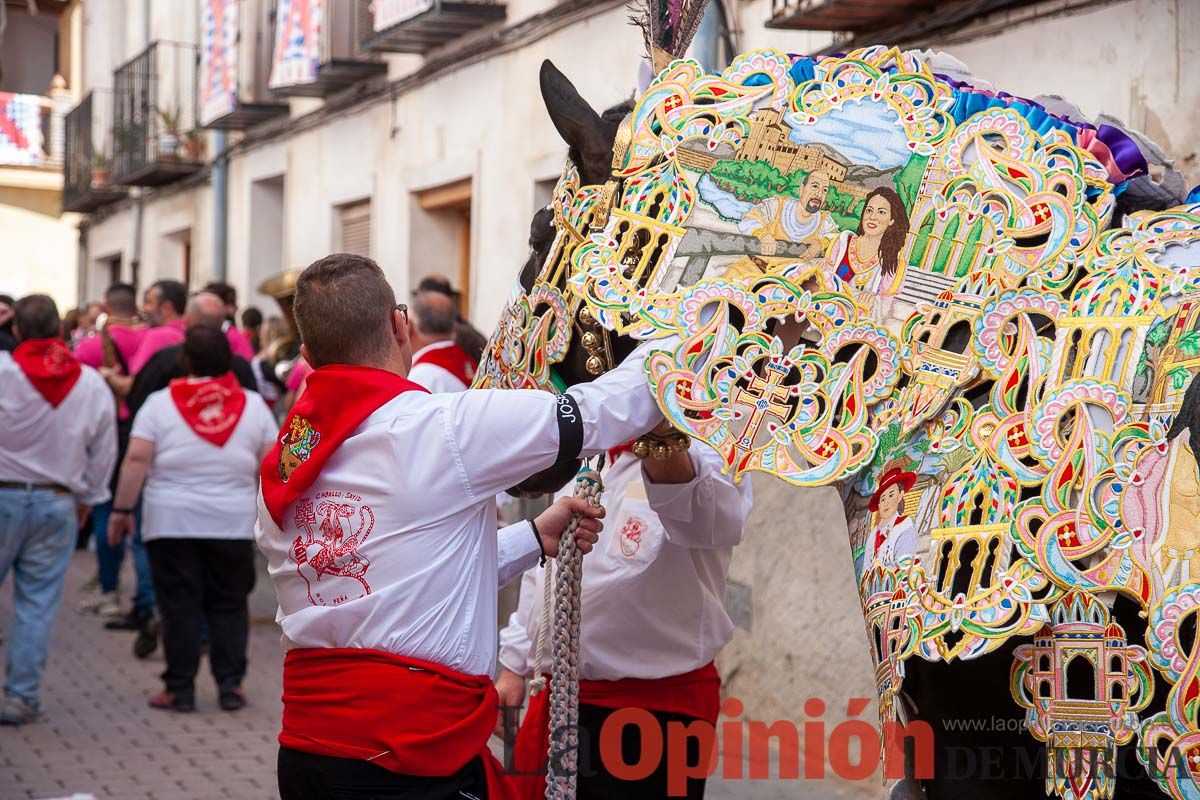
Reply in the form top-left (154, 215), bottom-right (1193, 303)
top-left (738, 170), bottom-right (839, 257)
top-left (278, 416), bottom-right (320, 483)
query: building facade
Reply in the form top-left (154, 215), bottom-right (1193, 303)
top-left (21, 0), bottom-right (1200, 791)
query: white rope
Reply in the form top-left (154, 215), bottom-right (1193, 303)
top-left (545, 464), bottom-right (603, 800)
top-left (528, 556), bottom-right (553, 697)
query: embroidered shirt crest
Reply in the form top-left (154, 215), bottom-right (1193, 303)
top-left (279, 416), bottom-right (320, 483)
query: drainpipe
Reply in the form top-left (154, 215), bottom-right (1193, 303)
top-left (130, 0), bottom-right (151, 288)
top-left (212, 129), bottom-right (228, 282)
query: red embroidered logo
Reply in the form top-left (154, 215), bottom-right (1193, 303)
top-left (291, 493), bottom-right (374, 606)
top-left (43, 344), bottom-right (74, 377)
top-left (619, 516), bottom-right (647, 557)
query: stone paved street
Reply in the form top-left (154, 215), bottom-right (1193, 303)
top-left (0, 551), bottom-right (863, 800)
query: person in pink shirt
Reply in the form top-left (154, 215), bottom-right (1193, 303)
top-left (126, 280), bottom-right (188, 375)
top-left (203, 281), bottom-right (256, 362)
top-left (74, 283), bottom-right (145, 418)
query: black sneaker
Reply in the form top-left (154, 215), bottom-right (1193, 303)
top-left (133, 613), bottom-right (159, 659)
top-left (219, 688), bottom-right (247, 711)
top-left (103, 608), bottom-right (141, 631)
top-left (148, 690), bottom-right (195, 712)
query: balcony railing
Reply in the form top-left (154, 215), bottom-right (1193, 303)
top-left (0, 77), bottom-right (71, 168)
top-left (360, 0), bottom-right (506, 54)
top-left (112, 41), bottom-right (204, 187)
top-left (63, 90), bottom-right (129, 213)
top-left (200, 0), bottom-right (289, 129)
top-left (268, 0), bottom-right (386, 98)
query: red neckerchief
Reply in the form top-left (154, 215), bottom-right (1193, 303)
top-left (608, 440), bottom-right (635, 464)
top-left (875, 515), bottom-right (907, 553)
top-left (169, 372), bottom-right (246, 447)
top-left (12, 338), bottom-right (82, 408)
top-left (260, 365), bottom-right (429, 527)
top-left (510, 663), bottom-right (721, 800)
top-left (413, 341), bottom-right (477, 387)
top-left (281, 648), bottom-right (516, 799)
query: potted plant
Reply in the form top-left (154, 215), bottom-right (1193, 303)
top-left (182, 129), bottom-right (206, 162)
top-left (158, 106), bottom-right (181, 157)
top-left (91, 150), bottom-right (110, 187)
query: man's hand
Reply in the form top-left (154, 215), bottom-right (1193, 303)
top-left (493, 667), bottom-right (526, 740)
top-left (759, 233), bottom-right (778, 256)
top-left (107, 511), bottom-right (135, 547)
top-left (534, 497), bottom-right (604, 558)
top-left (76, 503), bottom-right (92, 529)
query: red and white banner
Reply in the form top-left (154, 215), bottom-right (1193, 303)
top-left (372, 0), bottom-right (434, 30)
top-left (270, 0), bottom-right (324, 89)
top-left (200, 0), bottom-right (239, 125)
top-left (0, 93), bottom-right (45, 166)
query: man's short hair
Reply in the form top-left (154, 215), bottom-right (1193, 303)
top-left (104, 282), bottom-right (137, 315)
top-left (13, 294), bottom-right (60, 340)
top-left (412, 291), bottom-right (457, 336)
top-left (294, 253), bottom-right (397, 368)
top-left (181, 325), bottom-right (232, 378)
top-left (203, 281), bottom-right (237, 310)
top-left (151, 280), bottom-right (188, 317)
top-left (240, 306), bottom-right (263, 329)
top-left (186, 292), bottom-right (229, 330)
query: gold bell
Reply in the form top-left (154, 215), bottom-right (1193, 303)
top-left (585, 355), bottom-right (605, 375)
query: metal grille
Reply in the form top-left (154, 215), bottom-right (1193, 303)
top-left (62, 90), bottom-right (125, 212)
top-left (112, 41), bottom-right (201, 184)
top-left (322, 0), bottom-right (375, 61)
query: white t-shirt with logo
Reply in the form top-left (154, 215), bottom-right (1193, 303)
top-left (131, 387), bottom-right (278, 541)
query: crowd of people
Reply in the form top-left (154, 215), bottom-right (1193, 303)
top-left (0, 254), bottom-right (750, 800)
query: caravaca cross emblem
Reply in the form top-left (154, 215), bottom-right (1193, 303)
top-left (278, 416), bottom-right (320, 484)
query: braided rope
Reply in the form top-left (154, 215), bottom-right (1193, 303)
top-left (545, 466), bottom-right (603, 800)
top-left (528, 556), bottom-right (553, 697)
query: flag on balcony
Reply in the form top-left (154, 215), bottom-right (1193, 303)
top-left (0, 93), bottom-right (45, 166)
top-left (270, 0), bottom-right (324, 89)
top-left (373, 0), bottom-right (435, 30)
top-left (201, 0), bottom-right (240, 125)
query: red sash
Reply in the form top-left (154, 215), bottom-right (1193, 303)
top-left (260, 365), bottom-right (429, 527)
top-left (281, 648), bottom-right (515, 799)
top-left (12, 338), bottom-right (82, 408)
top-left (169, 373), bottom-right (246, 447)
top-left (414, 342), bottom-right (477, 387)
top-left (509, 663), bottom-right (721, 799)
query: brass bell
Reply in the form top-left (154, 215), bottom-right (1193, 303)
top-left (581, 331), bottom-right (599, 350)
top-left (578, 306), bottom-right (595, 326)
top-left (585, 355), bottom-right (605, 375)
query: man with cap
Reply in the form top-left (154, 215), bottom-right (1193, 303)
top-left (259, 253), bottom-right (667, 799)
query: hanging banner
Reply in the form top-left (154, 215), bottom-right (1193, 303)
top-left (372, 0), bottom-right (434, 30)
top-left (270, 0), bottom-right (324, 89)
top-left (0, 93), bottom-right (45, 166)
top-left (200, 0), bottom-right (239, 125)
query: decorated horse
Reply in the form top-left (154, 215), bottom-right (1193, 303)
top-left (476, 8), bottom-right (1200, 798)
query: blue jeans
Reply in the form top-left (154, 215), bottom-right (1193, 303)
top-left (91, 500), bottom-right (156, 610)
top-left (0, 487), bottom-right (76, 707)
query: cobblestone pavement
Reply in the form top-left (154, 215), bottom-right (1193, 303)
top-left (0, 551), bottom-right (849, 800)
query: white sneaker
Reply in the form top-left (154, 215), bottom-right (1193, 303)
top-left (96, 592), bottom-right (122, 618)
top-left (78, 590), bottom-right (119, 616)
top-left (0, 694), bottom-right (39, 725)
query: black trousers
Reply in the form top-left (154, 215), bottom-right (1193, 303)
top-left (145, 538), bottom-right (256, 695)
top-left (278, 747), bottom-right (488, 799)
top-left (576, 704), bottom-right (708, 800)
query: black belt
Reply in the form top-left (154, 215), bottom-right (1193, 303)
top-left (0, 481), bottom-right (73, 495)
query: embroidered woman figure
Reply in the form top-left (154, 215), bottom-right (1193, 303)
top-left (825, 187), bottom-right (910, 323)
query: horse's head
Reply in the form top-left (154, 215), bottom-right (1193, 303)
top-left (491, 61), bottom-right (640, 497)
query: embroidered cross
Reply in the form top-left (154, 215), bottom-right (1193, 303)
top-left (730, 361), bottom-right (794, 449)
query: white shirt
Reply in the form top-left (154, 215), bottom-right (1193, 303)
top-left (0, 352), bottom-right (116, 504)
top-left (255, 347), bottom-right (664, 677)
top-left (499, 444), bottom-right (751, 681)
top-left (408, 341), bottom-right (470, 394)
top-left (132, 387), bottom-right (278, 541)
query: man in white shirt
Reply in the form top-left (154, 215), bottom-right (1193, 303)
top-left (0, 295), bottom-right (117, 725)
top-left (256, 253), bottom-right (665, 800)
top-left (406, 290), bottom-right (477, 393)
top-left (497, 433), bottom-right (751, 799)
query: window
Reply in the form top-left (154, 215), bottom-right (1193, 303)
top-left (336, 199), bottom-right (372, 258)
top-left (692, 1), bottom-right (734, 74)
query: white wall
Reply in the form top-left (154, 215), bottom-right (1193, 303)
top-left (0, 189), bottom-right (79, 308)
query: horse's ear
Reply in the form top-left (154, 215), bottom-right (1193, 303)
top-left (540, 60), bottom-right (613, 185)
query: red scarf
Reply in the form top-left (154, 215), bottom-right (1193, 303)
top-left (281, 648), bottom-right (515, 799)
top-left (414, 341), bottom-right (477, 387)
top-left (169, 373), bottom-right (246, 447)
top-left (260, 365), bottom-right (429, 527)
top-left (874, 515), bottom-right (907, 553)
top-left (509, 663), bottom-right (721, 799)
top-left (12, 338), bottom-right (82, 408)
